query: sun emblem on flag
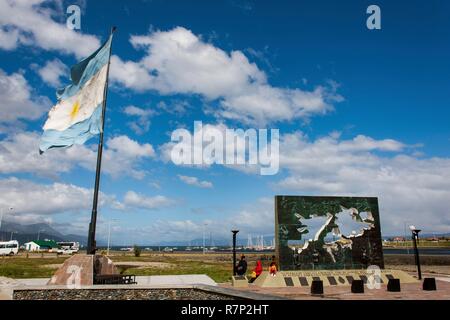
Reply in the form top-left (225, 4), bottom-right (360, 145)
top-left (70, 100), bottom-right (80, 120)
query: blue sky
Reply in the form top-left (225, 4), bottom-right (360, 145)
top-left (0, 0), bottom-right (449, 245)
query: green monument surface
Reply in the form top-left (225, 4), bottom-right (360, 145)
top-left (275, 196), bottom-right (384, 271)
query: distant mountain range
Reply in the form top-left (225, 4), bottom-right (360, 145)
top-left (0, 221), bottom-right (89, 245)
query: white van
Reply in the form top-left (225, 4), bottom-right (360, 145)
top-left (0, 240), bottom-right (19, 256)
top-left (57, 241), bottom-right (80, 254)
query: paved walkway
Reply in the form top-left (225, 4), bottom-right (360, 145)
top-left (135, 275), bottom-right (217, 286)
top-left (221, 278), bottom-right (450, 300)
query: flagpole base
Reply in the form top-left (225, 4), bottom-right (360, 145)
top-left (47, 254), bottom-right (118, 286)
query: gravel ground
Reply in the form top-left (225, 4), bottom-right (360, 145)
top-left (13, 288), bottom-right (236, 300)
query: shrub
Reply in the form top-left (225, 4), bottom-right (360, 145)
top-left (133, 245), bottom-right (141, 257)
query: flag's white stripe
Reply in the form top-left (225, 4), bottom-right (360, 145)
top-left (43, 64), bottom-right (108, 132)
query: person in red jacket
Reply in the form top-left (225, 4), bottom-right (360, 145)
top-left (249, 260), bottom-right (263, 283)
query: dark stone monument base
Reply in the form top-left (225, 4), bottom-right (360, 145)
top-left (311, 280), bottom-right (324, 294)
top-left (351, 279), bottom-right (365, 293)
top-left (387, 278), bottom-right (401, 292)
top-left (423, 278), bottom-right (437, 291)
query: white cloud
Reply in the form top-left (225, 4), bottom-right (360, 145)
top-left (0, 25), bottom-right (20, 50)
top-left (110, 55), bottom-right (154, 91)
top-left (123, 105), bottom-right (156, 135)
top-left (0, 0), bottom-right (100, 58)
top-left (0, 68), bottom-right (50, 124)
top-left (123, 191), bottom-right (174, 210)
top-left (106, 135), bottom-right (155, 159)
top-left (35, 58), bottom-right (68, 87)
top-left (0, 132), bottom-right (155, 179)
top-left (275, 132), bottom-right (450, 235)
top-left (157, 100), bottom-right (190, 116)
top-left (111, 27), bottom-right (342, 125)
top-left (0, 177), bottom-right (119, 216)
top-left (159, 122), bottom-right (277, 175)
top-left (178, 175), bottom-right (213, 188)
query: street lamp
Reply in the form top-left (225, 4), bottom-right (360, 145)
top-left (231, 230), bottom-right (239, 276)
top-left (107, 219), bottom-right (118, 256)
top-left (0, 207), bottom-right (14, 234)
top-left (203, 223), bottom-right (207, 254)
top-left (37, 229), bottom-right (45, 241)
top-left (409, 225), bottom-right (422, 280)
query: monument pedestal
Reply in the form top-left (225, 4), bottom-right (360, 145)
top-left (231, 275), bottom-right (249, 288)
top-left (48, 254), bottom-right (118, 286)
top-left (253, 269), bottom-right (419, 288)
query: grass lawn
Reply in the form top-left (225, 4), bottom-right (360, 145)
top-left (0, 256), bottom-right (69, 279)
top-left (0, 252), bottom-right (242, 282)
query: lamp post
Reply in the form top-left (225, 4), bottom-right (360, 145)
top-left (37, 229), bottom-right (45, 241)
top-left (410, 225), bottom-right (422, 280)
top-left (107, 219), bottom-right (118, 256)
top-left (231, 230), bottom-right (239, 276)
top-left (10, 231), bottom-right (17, 241)
top-left (203, 223), bottom-right (207, 254)
top-left (0, 207), bottom-right (14, 239)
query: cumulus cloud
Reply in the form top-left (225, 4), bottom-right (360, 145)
top-left (123, 191), bottom-right (174, 210)
top-left (275, 132), bottom-right (450, 234)
top-left (0, 68), bottom-right (50, 124)
top-left (178, 175), bottom-right (213, 188)
top-left (0, 177), bottom-right (174, 226)
top-left (0, 0), bottom-right (100, 58)
top-left (106, 135), bottom-right (155, 159)
top-left (110, 55), bottom-right (154, 91)
top-left (159, 122), bottom-right (279, 176)
top-left (111, 27), bottom-right (342, 125)
top-left (157, 100), bottom-right (190, 116)
top-left (0, 132), bottom-right (155, 179)
top-left (35, 58), bottom-right (68, 87)
top-left (0, 177), bottom-right (119, 216)
top-left (123, 105), bottom-right (156, 135)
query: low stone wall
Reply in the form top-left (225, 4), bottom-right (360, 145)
top-left (14, 287), bottom-right (236, 300)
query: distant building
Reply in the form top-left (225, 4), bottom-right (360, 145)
top-left (24, 240), bottom-right (59, 252)
top-left (393, 237), bottom-right (406, 242)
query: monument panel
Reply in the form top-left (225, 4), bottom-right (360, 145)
top-left (275, 196), bottom-right (384, 271)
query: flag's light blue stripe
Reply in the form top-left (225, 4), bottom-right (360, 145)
top-left (39, 105), bottom-right (102, 153)
top-left (56, 36), bottom-right (112, 101)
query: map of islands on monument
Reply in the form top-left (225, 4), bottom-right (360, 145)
top-left (275, 196), bottom-right (384, 271)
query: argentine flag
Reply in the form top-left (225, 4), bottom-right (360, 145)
top-left (39, 35), bottom-right (113, 153)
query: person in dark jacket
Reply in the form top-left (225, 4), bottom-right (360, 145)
top-left (236, 255), bottom-right (247, 276)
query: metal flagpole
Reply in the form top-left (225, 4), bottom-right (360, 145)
top-left (87, 26), bottom-right (117, 255)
